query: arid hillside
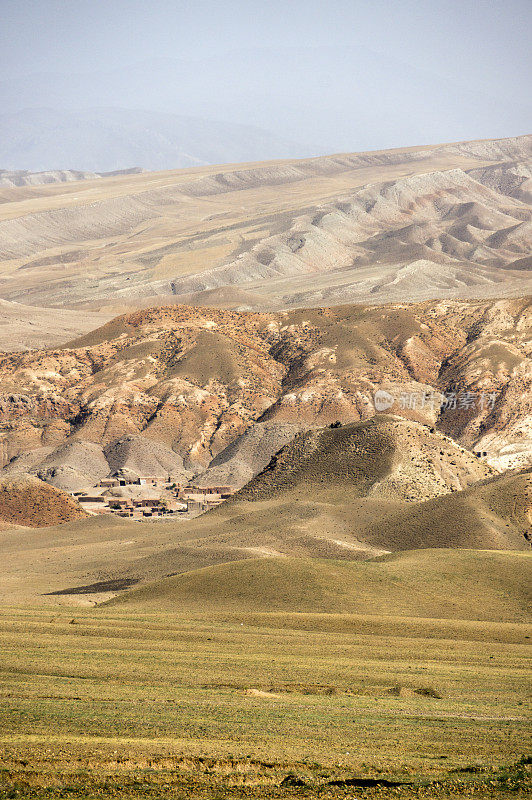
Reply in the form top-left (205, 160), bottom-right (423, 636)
top-left (0, 297), bottom-right (529, 483)
top-left (0, 167), bottom-right (145, 189)
top-left (236, 416), bottom-right (495, 503)
top-left (0, 473), bottom-right (88, 527)
top-left (0, 134), bottom-right (529, 330)
top-left (143, 417), bottom-right (530, 568)
top-left (1, 417), bottom-right (529, 604)
top-left (0, 298), bottom-right (110, 352)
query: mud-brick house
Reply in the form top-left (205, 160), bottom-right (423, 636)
top-left (78, 495), bottom-right (106, 504)
top-left (99, 478), bottom-right (119, 488)
top-left (136, 476), bottom-right (161, 486)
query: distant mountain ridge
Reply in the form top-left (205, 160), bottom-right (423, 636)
top-left (1, 47), bottom-right (530, 152)
top-left (0, 107), bottom-right (312, 173)
top-left (0, 167), bottom-right (145, 188)
top-left (0, 133), bottom-right (529, 314)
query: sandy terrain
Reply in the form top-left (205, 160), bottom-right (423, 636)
top-left (0, 298), bottom-right (111, 351)
top-left (0, 134), bottom-right (529, 319)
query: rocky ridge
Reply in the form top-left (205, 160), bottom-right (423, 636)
top-left (0, 297), bottom-right (529, 486)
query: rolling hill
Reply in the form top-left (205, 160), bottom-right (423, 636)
top-left (0, 473), bottom-right (88, 528)
top-left (0, 166), bottom-right (146, 188)
top-left (126, 417), bottom-right (529, 573)
top-left (0, 136), bottom-right (530, 613)
top-left (235, 416), bottom-right (494, 502)
top-left (0, 41), bottom-right (531, 795)
top-left (107, 549), bottom-right (532, 622)
top-left (0, 134), bottom-right (529, 313)
top-left (1, 416), bottom-right (529, 604)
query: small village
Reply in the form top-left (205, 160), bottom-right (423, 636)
top-left (72, 474), bottom-right (235, 520)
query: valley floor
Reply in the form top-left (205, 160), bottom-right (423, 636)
top-left (0, 605), bottom-right (530, 798)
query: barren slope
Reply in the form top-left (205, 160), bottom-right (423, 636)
top-left (194, 421), bottom-right (303, 488)
top-left (0, 473), bottom-right (88, 527)
top-left (0, 418), bottom-right (529, 604)
top-left (0, 135), bottom-right (529, 314)
top-left (236, 416), bottom-right (494, 503)
top-left (0, 298), bottom-right (529, 482)
top-left (0, 298), bottom-right (111, 352)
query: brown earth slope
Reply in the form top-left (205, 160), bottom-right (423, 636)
top-left (0, 474), bottom-right (88, 528)
top-left (0, 298), bottom-right (111, 352)
top-left (0, 417), bottom-right (529, 604)
top-left (141, 417), bottom-right (529, 568)
top-left (236, 416), bottom-right (494, 503)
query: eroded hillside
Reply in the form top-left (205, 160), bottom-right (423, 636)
top-left (0, 474), bottom-right (88, 528)
top-left (1, 416), bottom-right (529, 604)
top-left (0, 134), bottom-right (529, 323)
top-left (0, 297), bottom-right (529, 483)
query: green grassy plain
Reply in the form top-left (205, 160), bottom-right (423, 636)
top-left (0, 601), bottom-right (530, 798)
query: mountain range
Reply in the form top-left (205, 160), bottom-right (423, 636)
top-left (1, 297), bottom-right (530, 488)
top-left (0, 134), bottom-right (530, 318)
top-left (0, 107), bottom-right (309, 173)
top-left (2, 48), bottom-right (531, 152)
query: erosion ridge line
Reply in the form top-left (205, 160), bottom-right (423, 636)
top-left (0, 297), bottom-right (529, 482)
top-left (0, 133), bottom-right (529, 315)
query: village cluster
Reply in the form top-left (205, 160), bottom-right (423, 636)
top-left (72, 475), bottom-right (235, 520)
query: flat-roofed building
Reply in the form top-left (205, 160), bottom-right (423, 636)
top-left (99, 478), bottom-right (119, 488)
top-left (78, 495), bottom-right (106, 503)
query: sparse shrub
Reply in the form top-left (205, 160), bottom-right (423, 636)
top-left (415, 686), bottom-right (442, 699)
top-left (280, 773), bottom-right (308, 787)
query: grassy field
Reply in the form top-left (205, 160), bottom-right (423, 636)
top-left (107, 551), bottom-right (532, 620)
top-left (0, 602), bottom-right (530, 798)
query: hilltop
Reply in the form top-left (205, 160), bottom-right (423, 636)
top-left (0, 473), bottom-right (88, 527)
top-left (236, 416), bottom-right (494, 502)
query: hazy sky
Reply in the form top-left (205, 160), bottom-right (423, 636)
top-left (0, 0), bottom-right (530, 162)
top-left (2, 0), bottom-right (530, 95)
